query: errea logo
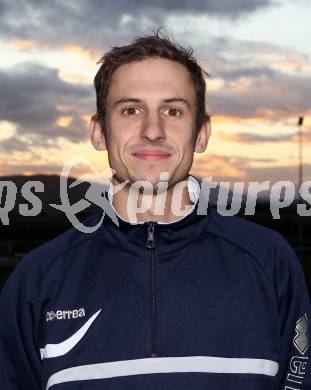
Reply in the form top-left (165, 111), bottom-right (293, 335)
top-left (46, 308), bottom-right (85, 322)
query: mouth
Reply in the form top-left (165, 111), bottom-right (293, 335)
top-left (132, 149), bottom-right (172, 161)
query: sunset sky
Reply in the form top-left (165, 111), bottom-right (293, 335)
top-left (0, 0), bottom-right (310, 185)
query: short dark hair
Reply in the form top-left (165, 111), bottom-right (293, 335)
top-left (94, 28), bottom-right (210, 137)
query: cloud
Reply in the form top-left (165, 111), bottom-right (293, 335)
top-left (191, 152), bottom-right (277, 180)
top-left (1, 3), bottom-right (308, 131)
top-left (197, 38), bottom-right (311, 120)
top-left (0, 63), bottom-right (93, 149)
top-left (207, 69), bottom-right (311, 120)
top-left (217, 128), bottom-right (311, 144)
top-left (218, 131), bottom-right (294, 143)
top-left (191, 152), bottom-right (311, 184)
top-left (0, 134), bottom-right (60, 155)
top-left (0, 0), bottom-right (275, 50)
top-left (0, 160), bottom-right (64, 176)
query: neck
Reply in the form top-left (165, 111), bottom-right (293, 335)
top-left (110, 176), bottom-right (194, 223)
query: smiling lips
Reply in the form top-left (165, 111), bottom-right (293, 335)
top-left (132, 149), bottom-right (171, 161)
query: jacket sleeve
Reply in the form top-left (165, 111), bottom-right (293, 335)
top-left (0, 259), bottom-right (42, 389)
top-left (274, 236), bottom-right (311, 390)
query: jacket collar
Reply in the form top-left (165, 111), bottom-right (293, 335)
top-left (101, 175), bottom-right (212, 257)
top-left (107, 175), bottom-right (201, 226)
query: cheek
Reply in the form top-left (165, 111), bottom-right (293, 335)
top-left (108, 121), bottom-right (133, 145)
top-left (169, 123), bottom-right (195, 149)
top-left (111, 120), bottom-right (139, 145)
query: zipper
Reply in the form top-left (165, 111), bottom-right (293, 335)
top-left (146, 221), bottom-right (158, 357)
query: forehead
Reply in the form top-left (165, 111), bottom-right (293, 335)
top-left (106, 57), bottom-right (196, 104)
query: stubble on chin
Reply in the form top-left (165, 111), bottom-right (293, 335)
top-left (128, 174), bottom-right (164, 194)
top-left (113, 170), bottom-right (189, 196)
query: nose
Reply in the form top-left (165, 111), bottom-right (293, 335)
top-left (140, 111), bottom-right (166, 143)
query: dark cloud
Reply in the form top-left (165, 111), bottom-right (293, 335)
top-left (0, 137), bottom-right (31, 153)
top-left (0, 63), bottom-right (93, 150)
top-left (0, 0), bottom-right (275, 49)
top-left (214, 155), bottom-right (277, 164)
top-left (230, 132), bottom-right (295, 143)
top-left (207, 70), bottom-right (311, 119)
top-left (0, 161), bottom-right (64, 176)
top-left (198, 38), bottom-right (311, 120)
top-left (0, 134), bottom-right (60, 155)
top-left (0, 136), bottom-right (35, 155)
top-left (226, 130), bottom-right (311, 144)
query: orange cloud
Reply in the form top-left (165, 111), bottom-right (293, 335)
top-left (55, 104), bottom-right (78, 111)
top-left (11, 38), bottom-right (56, 50)
top-left (58, 70), bottom-right (91, 84)
top-left (56, 116), bottom-right (72, 127)
top-left (211, 116), bottom-right (240, 125)
top-left (292, 127), bottom-right (311, 143)
top-left (62, 44), bottom-right (100, 60)
top-left (11, 39), bottom-right (101, 61)
top-left (216, 131), bottom-right (242, 142)
top-left (81, 114), bottom-right (92, 124)
top-left (191, 153), bottom-right (248, 180)
top-left (271, 58), bottom-right (311, 73)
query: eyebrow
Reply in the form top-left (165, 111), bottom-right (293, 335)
top-left (112, 97), bottom-right (192, 109)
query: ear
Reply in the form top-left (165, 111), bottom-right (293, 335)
top-left (194, 116), bottom-right (211, 153)
top-left (89, 115), bottom-right (107, 151)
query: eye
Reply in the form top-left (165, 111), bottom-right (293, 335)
top-left (122, 106), bottom-right (141, 116)
top-left (163, 107), bottom-right (183, 117)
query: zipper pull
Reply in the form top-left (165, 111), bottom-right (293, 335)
top-left (146, 222), bottom-right (156, 249)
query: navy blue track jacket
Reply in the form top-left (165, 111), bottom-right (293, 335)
top-left (0, 176), bottom-right (311, 389)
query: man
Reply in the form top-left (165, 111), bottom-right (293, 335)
top-left (0, 30), bottom-right (310, 389)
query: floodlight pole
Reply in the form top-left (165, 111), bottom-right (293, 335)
top-left (298, 116), bottom-right (304, 259)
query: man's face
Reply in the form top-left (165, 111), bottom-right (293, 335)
top-left (91, 57), bottom-right (209, 190)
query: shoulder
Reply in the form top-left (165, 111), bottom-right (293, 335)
top-left (205, 207), bottom-right (299, 275)
top-left (1, 212), bottom-right (103, 293)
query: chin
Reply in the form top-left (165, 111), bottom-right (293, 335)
top-left (127, 173), bottom-right (165, 192)
top-left (130, 174), bottom-right (161, 185)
